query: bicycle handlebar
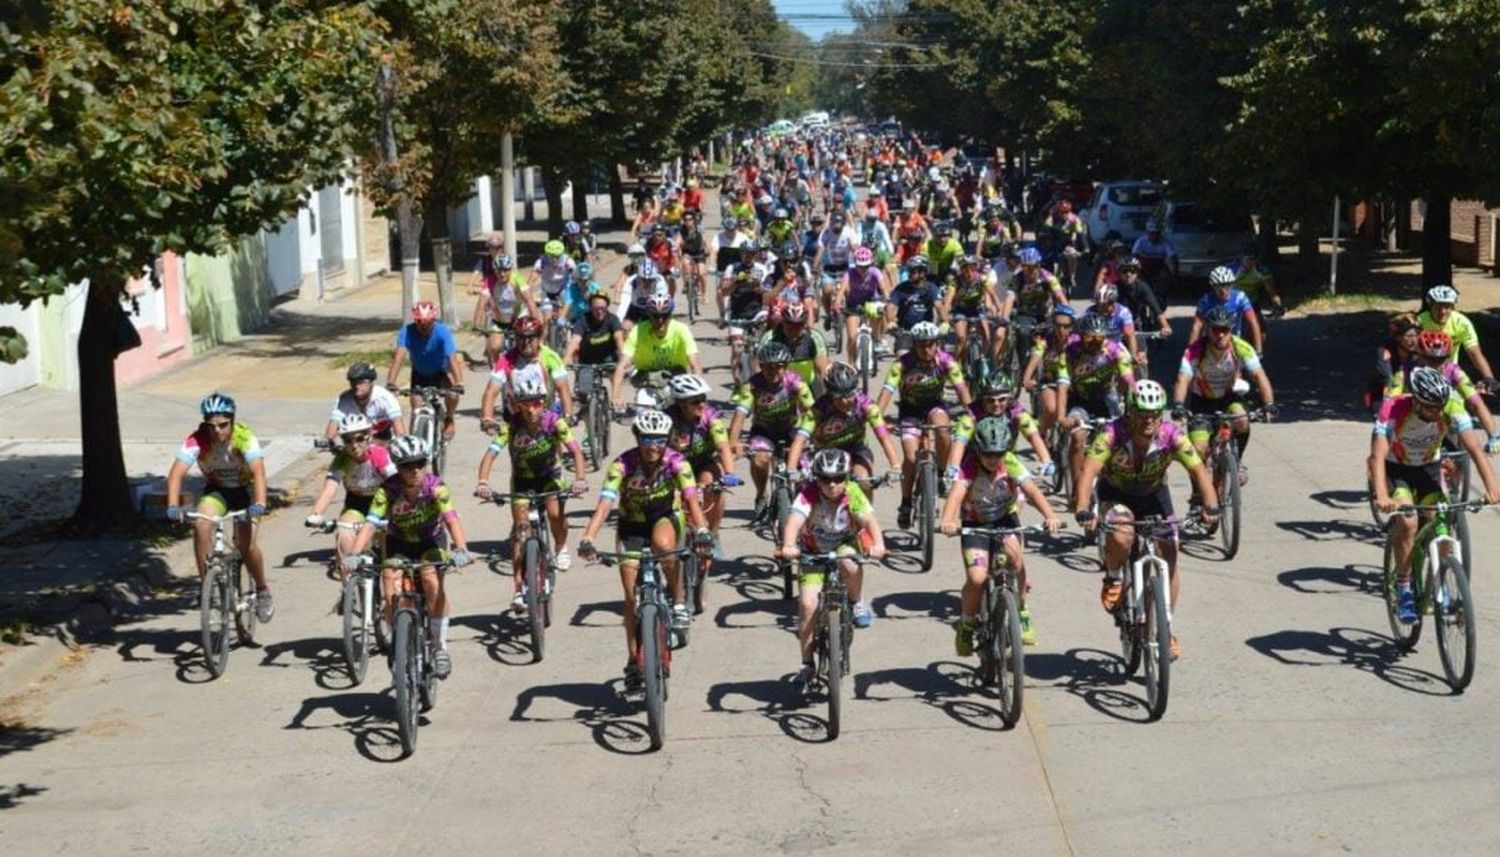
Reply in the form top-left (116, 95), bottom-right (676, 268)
top-left (481, 489), bottom-right (574, 504)
top-left (587, 547), bottom-right (694, 567)
top-left (184, 510), bottom-right (251, 525)
top-left (1393, 500), bottom-right (1488, 516)
top-left (958, 523), bottom-right (1067, 538)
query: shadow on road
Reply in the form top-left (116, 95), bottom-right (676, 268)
top-left (1309, 489), bottom-right (1372, 511)
top-left (0, 782), bottom-right (47, 810)
top-left (510, 680), bottom-right (652, 754)
top-left (452, 613), bottom-right (535, 665)
top-left (1277, 564), bottom-right (1382, 597)
top-left (568, 600), bottom-right (624, 628)
top-left (284, 689), bottom-right (409, 763)
top-left (1275, 518), bottom-right (1382, 545)
top-left (855, 661), bottom-right (1022, 731)
top-left (705, 676), bottom-right (831, 743)
top-left (259, 635), bottom-right (350, 690)
top-left (713, 581), bottom-right (795, 630)
top-left (1025, 647), bottom-right (1157, 724)
top-left (1244, 626), bottom-right (1452, 696)
top-left (870, 589), bottom-right (955, 621)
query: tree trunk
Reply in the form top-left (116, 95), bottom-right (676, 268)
top-left (540, 165), bottom-right (565, 237)
top-left (607, 166), bottom-right (627, 225)
top-left (1421, 194), bottom-right (1453, 289)
top-left (72, 278), bottom-right (136, 534)
top-left (570, 167), bottom-right (591, 224)
top-left (1256, 215), bottom-right (1277, 263)
top-left (424, 199), bottom-right (457, 326)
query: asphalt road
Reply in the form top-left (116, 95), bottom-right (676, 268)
top-left (5, 286), bottom-right (1500, 856)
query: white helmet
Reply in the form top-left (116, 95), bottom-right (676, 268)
top-left (512, 375), bottom-right (548, 402)
top-left (337, 412), bottom-right (373, 436)
top-left (1129, 379), bottom-right (1168, 412)
top-left (632, 409), bottom-right (673, 438)
top-left (911, 321), bottom-right (942, 342)
top-left (388, 434), bottom-right (429, 467)
top-left (1208, 266), bottom-right (1236, 287)
top-left (1427, 284), bottom-right (1459, 305)
top-left (627, 242), bottom-right (646, 257)
top-left (668, 374), bottom-right (712, 402)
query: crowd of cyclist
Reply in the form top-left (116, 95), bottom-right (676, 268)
top-left (158, 123), bottom-right (1500, 699)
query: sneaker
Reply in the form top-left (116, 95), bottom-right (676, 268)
top-left (255, 589), bottom-right (275, 623)
top-left (952, 619), bottom-right (975, 657)
top-left (432, 647), bottom-right (452, 679)
top-left (1238, 465), bottom-right (1249, 487)
top-left (1168, 635), bottom-right (1181, 661)
top-left (793, 662), bottom-right (817, 695)
top-left (1100, 578), bottom-right (1123, 613)
top-left (510, 589), bottom-right (527, 614)
top-left (554, 549), bottom-right (572, 572)
top-left (1019, 608), bottom-right (1036, 646)
top-left (1396, 583), bottom-right (1418, 624)
top-left (897, 501), bottom-right (913, 530)
top-left (622, 663), bottom-right (644, 695)
top-left (852, 601), bottom-right (874, 629)
top-left (671, 602), bottom-right (692, 630)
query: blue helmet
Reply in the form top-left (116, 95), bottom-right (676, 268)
top-left (1018, 247), bottom-right (1042, 266)
top-left (200, 392), bottom-right (236, 417)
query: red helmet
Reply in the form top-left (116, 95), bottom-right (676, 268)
top-left (1417, 329), bottom-right (1453, 360)
top-left (782, 302), bottom-right (807, 325)
top-left (514, 316), bottom-right (543, 338)
top-left (411, 301), bottom-right (438, 322)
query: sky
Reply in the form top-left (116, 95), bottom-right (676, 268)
top-left (772, 0), bottom-right (853, 41)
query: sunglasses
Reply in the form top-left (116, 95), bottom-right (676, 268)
top-left (398, 462), bottom-right (425, 472)
top-left (205, 420), bottom-right (233, 429)
top-left (680, 396), bottom-right (707, 406)
top-left (344, 433), bottom-right (371, 444)
top-left (1136, 411), bottom-right (1164, 421)
top-left (639, 435), bottom-right (669, 447)
top-left (1082, 335), bottom-right (1104, 344)
top-left (818, 475), bottom-right (847, 484)
top-left (1211, 326), bottom-right (1232, 335)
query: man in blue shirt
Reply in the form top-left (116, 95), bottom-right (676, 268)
top-left (1188, 266), bottom-right (1263, 354)
top-left (387, 300), bottom-right (465, 438)
top-left (886, 255), bottom-right (945, 353)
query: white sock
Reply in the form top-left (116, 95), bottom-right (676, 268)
top-left (437, 616), bottom-right (450, 647)
top-left (1105, 566), bottom-right (1123, 581)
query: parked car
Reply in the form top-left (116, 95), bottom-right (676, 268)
top-left (1083, 181), bottom-right (1165, 244)
top-left (1150, 200), bottom-right (1256, 279)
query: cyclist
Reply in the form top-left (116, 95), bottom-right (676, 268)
top-left (1115, 257), bottom-right (1172, 366)
top-left (1085, 283), bottom-right (1141, 367)
top-left (577, 410), bottom-right (713, 691)
top-left (611, 294), bottom-right (703, 411)
top-left (1230, 249), bottom-right (1284, 319)
top-left (561, 220), bottom-right (589, 264)
top-left (1021, 305), bottom-right (1076, 439)
top-left (1369, 312), bottom-right (1421, 414)
top-left (327, 362), bottom-right (405, 442)
top-left (1091, 239), bottom-right (1128, 292)
top-left (976, 205), bottom-right (1022, 261)
top-left (387, 300), bottom-right (464, 440)
top-left (1074, 380), bottom-right (1218, 660)
top-left (479, 315), bottom-right (572, 425)
top-left (529, 239), bottom-right (579, 328)
top-left (305, 413), bottom-right (397, 611)
top-left (1011, 247), bottom-right (1068, 325)
top-left (766, 207), bottom-right (797, 247)
top-left (1043, 198), bottom-right (1086, 289)
top-left (556, 261), bottom-right (596, 327)
top-left (468, 244), bottom-right (537, 365)
top-left (620, 257), bottom-right (670, 329)
top-left (776, 448), bottom-right (888, 693)
top-left (835, 247), bottom-right (891, 363)
top-left (886, 255), bottom-right (946, 354)
top-left (940, 416), bottom-right (1062, 650)
top-left (1062, 313), bottom-right (1136, 487)
top-left (924, 220), bottom-right (964, 280)
top-left (708, 216), bottom-right (751, 286)
top-left (1171, 306), bottom-right (1279, 485)
top-left (475, 376), bottom-right (588, 611)
top-left (1130, 219), bottom-right (1178, 289)
top-left (877, 321), bottom-right (973, 528)
top-left (643, 224), bottom-right (680, 298)
top-left (1419, 285), bottom-right (1496, 390)
top-left (766, 241), bottom-right (816, 322)
top-left (943, 254), bottom-right (1010, 370)
top-left (677, 211), bottom-right (709, 306)
top-left (347, 435), bottom-right (474, 680)
top-left (166, 393), bottom-right (274, 623)
top-left (1371, 368), bottom-right (1500, 623)
top-left (758, 301), bottom-right (830, 389)
top-left (565, 285), bottom-right (626, 444)
top-left (1189, 266), bottom-right (1263, 354)
top-left (664, 374), bottom-right (741, 560)
top-left (950, 371), bottom-right (1054, 481)
top-left (788, 362), bottom-right (902, 488)
top-left (729, 341), bottom-right (817, 521)
top-left (1385, 330), bottom-right (1500, 448)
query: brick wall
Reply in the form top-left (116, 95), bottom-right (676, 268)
top-left (1410, 199), bottom-right (1498, 268)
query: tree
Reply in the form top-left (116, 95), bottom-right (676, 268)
top-left (0, 0), bottom-right (386, 531)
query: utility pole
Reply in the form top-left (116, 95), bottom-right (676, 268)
top-left (380, 65), bottom-right (421, 317)
top-left (501, 133), bottom-right (517, 259)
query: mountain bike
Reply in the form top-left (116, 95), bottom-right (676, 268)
top-left (365, 553), bottom-right (461, 758)
top-left (852, 305), bottom-right (879, 393)
top-left (307, 518), bottom-right (385, 684)
top-left (1096, 514), bottom-right (1176, 721)
top-left (725, 312), bottom-right (768, 387)
top-left (1190, 407), bottom-right (1267, 560)
top-left (684, 254), bottom-right (706, 323)
top-left (487, 489), bottom-right (569, 663)
top-left (579, 361), bottom-right (616, 470)
top-left (1063, 413), bottom-right (1115, 543)
top-left (546, 310), bottom-right (571, 356)
top-left (400, 385), bottom-right (461, 478)
top-left (794, 552), bottom-right (862, 740)
top-left (764, 442), bottom-right (802, 599)
top-left (1381, 501), bottom-right (1485, 692)
top-left (185, 510), bottom-right (257, 679)
top-left (908, 416), bottom-right (956, 572)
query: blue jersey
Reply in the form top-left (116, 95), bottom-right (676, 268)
top-left (1195, 289), bottom-right (1254, 335)
top-left (396, 322), bottom-right (457, 376)
top-left (890, 281), bottom-right (944, 329)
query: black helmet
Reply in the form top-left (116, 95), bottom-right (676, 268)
top-left (757, 341), bottom-right (792, 365)
top-left (1079, 314), bottom-right (1110, 337)
top-left (1204, 306), bottom-right (1236, 329)
top-left (826, 362), bottom-right (859, 397)
top-left (346, 362), bottom-right (377, 383)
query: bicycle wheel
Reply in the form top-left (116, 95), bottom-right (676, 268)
top-left (1053, 427), bottom-right (1071, 498)
top-left (232, 561), bottom-right (257, 645)
top-left (1142, 576), bottom-right (1171, 722)
top-left (594, 393), bottom-right (612, 460)
top-left (823, 607), bottom-right (844, 740)
top-left (919, 461), bottom-right (936, 571)
top-left (1433, 555), bottom-right (1476, 692)
top-left (524, 537), bottom-right (545, 663)
top-left (686, 275), bottom-right (699, 324)
top-left (341, 574), bottom-right (370, 685)
top-left (200, 563), bottom-right (231, 678)
top-left (994, 586), bottom-right (1024, 728)
top-left (431, 433), bottom-right (446, 479)
top-left (857, 333), bottom-right (873, 394)
top-left (1367, 476), bottom-right (1391, 529)
top-left (1382, 528), bottom-right (1422, 649)
top-left (1219, 447), bottom-right (1242, 559)
top-left (392, 610), bottom-right (419, 757)
top-left (1455, 506), bottom-right (1473, 580)
top-left (639, 601), bottom-right (668, 751)
top-left (685, 551), bottom-right (705, 616)
top-left (775, 485), bottom-right (794, 599)
top-left (1119, 609), bottom-right (1143, 677)
top-left (585, 404), bottom-right (602, 471)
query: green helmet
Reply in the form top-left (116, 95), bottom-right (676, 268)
top-left (972, 416), bottom-right (1013, 454)
top-left (979, 371), bottom-right (1015, 398)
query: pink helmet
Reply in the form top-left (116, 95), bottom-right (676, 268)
top-left (411, 301), bottom-right (438, 322)
top-left (853, 247), bottom-right (875, 267)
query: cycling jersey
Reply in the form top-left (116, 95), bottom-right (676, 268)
top-left (1384, 359), bottom-right (1480, 404)
top-left (331, 387), bottom-right (403, 438)
top-left (1179, 335), bottom-right (1261, 399)
top-left (1130, 235), bottom-right (1176, 261)
top-left (326, 443), bottom-right (397, 497)
top-left (845, 266), bottom-right (884, 305)
top-left (491, 410), bottom-right (578, 485)
top-left (732, 370), bottom-right (815, 437)
top-left (1065, 339), bottom-right (1134, 402)
top-left (796, 391), bottom-right (891, 450)
top-left (924, 237), bottom-right (964, 277)
top-left (1028, 336), bottom-right (1074, 386)
top-left (666, 404), bottom-right (730, 471)
top-left (367, 474), bottom-right (457, 544)
top-left (1085, 303), bottom-right (1134, 340)
top-left (1195, 290), bottom-right (1255, 336)
top-left (1417, 309), bottom-right (1479, 353)
top-left (947, 270), bottom-right (994, 312)
top-left (712, 231), bottom-right (750, 272)
top-left (820, 227), bottom-right (857, 267)
top-left (883, 350), bottom-right (964, 413)
top-left (490, 346), bottom-right (568, 404)
top-left (680, 227), bottom-right (707, 257)
top-left (626, 320), bottom-right (699, 372)
top-left (600, 448), bottom-right (699, 524)
top-left (626, 272), bottom-right (670, 310)
top-left (1374, 393), bottom-right (1472, 466)
top-left (1231, 264), bottom-right (1273, 302)
top-left (889, 281), bottom-right (944, 329)
top-left (395, 322), bottom-right (458, 376)
top-left (1087, 418), bottom-right (1201, 496)
top-left (176, 422), bottom-right (263, 488)
top-left (1012, 269), bottom-right (1066, 319)
top-left (954, 449), bottom-right (1030, 523)
top-left (1044, 212), bottom-right (1085, 238)
top-left (757, 327), bottom-right (827, 387)
top-left (766, 219), bottom-right (796, 246)
top-left (533, 255), bottom-right (577, 297)
top-left (571, 313), bottom-right (622, 365)
top-left (791, 481), bottom-right (873, 553)
top-left (484, 271), bottom-right (530, 326)
top-left (645, 238), bottom-right (674, 271)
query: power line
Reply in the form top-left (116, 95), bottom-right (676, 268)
top-left (746, 48), bottom-right (944, 68)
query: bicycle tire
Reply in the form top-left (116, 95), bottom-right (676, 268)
top-left (594, 393), bottom-right (612, 460)
top-left (585, 404), bottom-right (602, 471)
top-left (373, 598), bottom-right (390, 654)
top-left (1455, 506), bottom-right (1473, 581)
top-left (1382, 527), bottom-right (1422, 649)
top-left (341, 575), bottom-right (370, 685)
top-left (919, 461), bottom-right (936, 571)
top-left (1219, 447), bottom-right (1242, 559)
top-left (1053, 427), bottom-right (1071, 498)
top-left (775, 485), bottom-right (794, 599)
top-left (857, 333), bottom-right (872, 394)
top-left (1367, 477), bottom-right (1391, 529)
top-left (232, 561), bottom-right (256, 645)
top-left (639, 601), bottom-right (668, 751)
top-left (1120, 608), bottom-right (1143, 677)
top-left (392, 610), bottom-right (419, 757)
top-left (686, 276), bottom-right (699, 324)
top-left (524, 537), bottom-right (545, 663)
top-left (823, 605), bottom-right (844, 740)
top-left (200, 563), bottom-right (230, 678)
top-left (685, 551), bottom-right (705, 616)
top-left (1434, 555), bottom-right (1476, 692)
top-left (995, 586), bottom-right (1024, 728)
top-left (1143, 576), bottom-right (1171, 722)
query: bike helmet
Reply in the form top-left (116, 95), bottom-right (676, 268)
top-left (979, 371), bottom-right (1015, 398)
top-left (494, 253), bottom-right (515, 270)
top-left (587, 284), bottom-right (611, 302)
top-left (668, 374), bottom-right (712, 402)
top-left (781, 302), bottom-right (807, 324)
top-left (636, 259), bottom-right (658, 279)
top-left (1018, 247), bottom-right (1042, 266)
top-left (577, 261), bottom-right (594, 279)
top-left (779, 240), bottom-right (800, 260)
top-left (853, 247), bottom-right (875, 267)
top-left (563, 220), bottom-right (582, 236)
top-left (1129, 379), bottom-right (1168, 412)
top-left (200, 392), bottom-right (236, 417)
top-left (646, 293), bottom-right (674, 318)
top-left (1427, 284), bottom-right (1459, 305)
top-left (934, 220), bottom-right (953, 236)
top-left (514, 316), bottom-right (543, 338)
top-left (774, 207), bottom-right (789, 219)
top-left (1208, 266), bottom-right (1236, 287)
top-left (958, 254), bottom-right (980, 269)
top-left (627, 242), bottom-right (646, 257)
top-left (1096, 284), bottom-right (1118, 304)
top-left (972, 416), bottom-right (1013, 454)
top-left (911, 321), bottom-right (942, 342)
top-left (1052, 304), bottom-right (1076, 321)
top-left (411, 301), bottom-right (438, 322)
top-left (758, 341), bottom-right (792, 365)
top-left (1145, 219), bottom-right (1161, 232)
top-left (346, 362), bottom-right (377, 383)
top-left (1408, 366), bottom-right (1453, 406)
top-left (389, 434), bottom-right (429, 467)
top-left (908, 255), bottom-right (930, 272)
top-left (544, 239), bottom-right (565, 257)
top-left (1078, 314), bottom-right (1110, 337)
top-left (722, 216), bottom-right (738, 230)
top-left (1417, 329), bottom-right (1453, 360)
top-left (632, 408), bottom-right (673, 438)
top-left (1119, 256), bottom-right (1141, 271)
top-left (337, 412), bottom-right (372, 436)
top-left (512, 375), bottom-right (548, 402)
top-left (826, 362), bottom-right (859, 396)
top-left (1204, 306), bottom-right (1236, 329)
top-left (811, 448), bottom-right (851, 479)
top-left (1388, 311), bottom-right (1418, 336)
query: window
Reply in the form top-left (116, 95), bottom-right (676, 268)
top-left (1169, 204), bottom-right (1251, 234)
top-left (1107, 185), bottom-right (1164, 207)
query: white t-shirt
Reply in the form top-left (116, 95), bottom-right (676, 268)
top-left (331, 387), bottom-right (403, 436)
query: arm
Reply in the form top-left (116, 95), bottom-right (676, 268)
top-left (1073, 454), bottom-right (1104, 515)
top-left (938, 479), bottom-right (965, 531)
top-left (1466, 344), bottom-right (1495, 384)
top-left (249, 459), bottom-right (268, 509)
top-left (778, 510), bottom-right (807, 556)
top-left (310, 477), bottom-right (341, 518)
top-left (165, 459), bottom-right (190, 512)
top-left (1243, 306), bottom-right (1264, 354)
top-left (611, 353), bottom-right (634, 408)
top-left (387, 347), bottom-right (407, 387)
top-left (475, 446), bottom-right (500, 489)
top-left (479, 379), bottom-right (501, 425)
top-left (1251, 367), bottom-right (1275, 413)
